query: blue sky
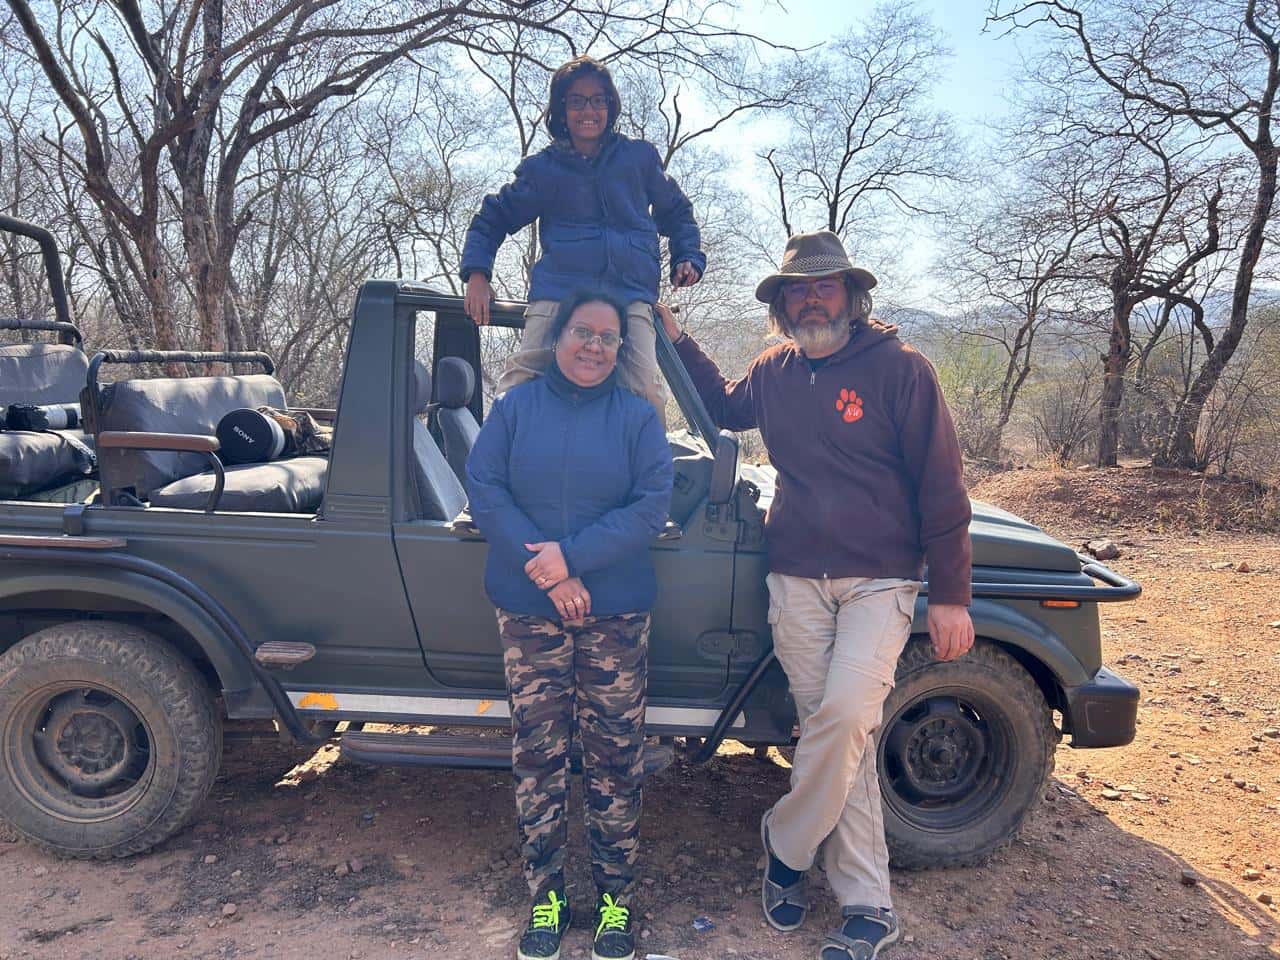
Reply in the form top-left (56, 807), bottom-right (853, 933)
top-left (716, 0), bottom-right (1025, 306)
top-left (742, 0), bottom-right (1019, 127)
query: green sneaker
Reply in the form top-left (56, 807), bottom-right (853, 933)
top-left (517, 889), bottom-right (570, 960)
top-left (591, 892), bottom-right (635, 960)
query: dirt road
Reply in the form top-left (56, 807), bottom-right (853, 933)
top-left (1, 522), bottom-right (1278, 960)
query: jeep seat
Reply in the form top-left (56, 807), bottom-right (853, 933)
top-left (435, 356), bottom-right (480, 486)
top-left (0, 342), bottom-right (89, 407)
top-left (95, 373), bottom-right (288, 500)
top-left (411, 360), bottom-right (467, 521)
top-left (95, 372), bottom-right (327, 513)
top-left (0, 341), bottom-right (95, 499)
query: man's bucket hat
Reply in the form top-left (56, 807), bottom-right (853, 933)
top-left (754, 229), bottom-right (878, 304)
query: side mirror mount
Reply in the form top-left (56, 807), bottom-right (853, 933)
top-left (708, 429), bottom-right (739, 505)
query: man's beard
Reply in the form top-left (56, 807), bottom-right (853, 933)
top-left (790, 306), bottom-right (852, 355)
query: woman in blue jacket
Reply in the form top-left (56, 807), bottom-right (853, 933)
top-left (460, 55), bottom-right (705, 427)
top-left (466, 290), bottom-right (673, 960)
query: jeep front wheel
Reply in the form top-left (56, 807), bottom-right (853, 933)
top-left (0, 621), bottom-right (222, 858)
top-left (878, 638), bottom-right (1056, 869)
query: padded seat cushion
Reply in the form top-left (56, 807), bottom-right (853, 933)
top-left (0, 430), bottom-right (94, 498)
top-left (96, 374), bottom-right (286, 498)
top-left (0, 343), bottom-right (89, 406)
top-left (149, 456), bottom-right (328, 513)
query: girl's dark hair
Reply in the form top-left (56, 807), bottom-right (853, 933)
top-left (544, 55), bottom-right (622, 140)
top-left (549, 290), bottom-right (630, 355)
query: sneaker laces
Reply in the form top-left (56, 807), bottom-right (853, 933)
top-left (531, 891), bottom-right (566, 931)
top-left (596, 893), bottom-right (629, 936)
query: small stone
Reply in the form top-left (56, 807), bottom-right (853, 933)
top-left (1244, 869), bottom-right (1263, 881)
top-left (221, 903), bottom-right (237, 918)
top-left (1263, 728), bottom-right (1280, 738)
top-left (32, 865), bottom-right (49, 878)
top-left (1234, 779), bottom-right (1248, 789)
top-left (1117, 784), bottom-right (1137, 792)
top-left (1180, 869), bottom-right (1199, 886)
top-left (1258, 892), bottom-right (1274, 905)
top-left (1087, 539), bottom-right (1121, 560)
top-left (334, 863), bottom-right (350, 877)
top-left (1101, 789), bottom-right (1122, 800)
top-left (1237, 561), bottom-right (1253, 573)
top-left (203, 855), bottom-right (218, 864)
top-left (349, 858), bottom-right (365, 873)
top-left (231, 869), bottom-right (242, 879)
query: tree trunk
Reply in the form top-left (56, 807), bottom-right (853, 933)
top-left (1097, 291), bottom-right (1132, 467)
top-left (1161, 146), bottom-right (1277, 468)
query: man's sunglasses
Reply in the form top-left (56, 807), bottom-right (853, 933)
top-left (781, 278), bottom-right (843, 303)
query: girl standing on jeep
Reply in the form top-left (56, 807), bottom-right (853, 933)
top-left (458, 54), bottom-right (705, 427)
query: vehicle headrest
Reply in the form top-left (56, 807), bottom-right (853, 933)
top-left (0, 342), bottom-right (89, 406)
top-left (436, 357), bottom-right (475, 410)
top-left (411, 360), bottom-right (432, 415)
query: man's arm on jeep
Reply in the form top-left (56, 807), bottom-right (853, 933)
top-left (672, 332), bottom-right (759, 432)
top-left (464, 397), bottom-right (544, 564)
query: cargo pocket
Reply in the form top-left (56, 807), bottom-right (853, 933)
top-left (765, 573), bottom-right (784, 624)
top-left (870, 585), bottom-right (917, 680)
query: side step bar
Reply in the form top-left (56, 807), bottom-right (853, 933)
top-left (340, 731), bottom-right (675, 777)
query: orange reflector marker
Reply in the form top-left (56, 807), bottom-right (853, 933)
top-left (1041, 600), bottom-right (1080, 609)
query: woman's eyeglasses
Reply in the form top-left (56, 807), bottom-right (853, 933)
top-left (781, 278), bottom-right (843, 303)
top-left (566, 325), bottom-right (623, 351)
top-left (565, 94), bottom-right (610, 111)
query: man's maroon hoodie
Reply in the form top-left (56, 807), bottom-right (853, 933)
top-left (675, 319), bottom-right (972, 605)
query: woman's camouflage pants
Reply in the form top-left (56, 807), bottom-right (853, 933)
top-left (497, 610), bottom-right (649, 898)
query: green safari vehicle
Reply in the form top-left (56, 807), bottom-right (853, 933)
top-left (0, 218), bottom-right (1140, 868)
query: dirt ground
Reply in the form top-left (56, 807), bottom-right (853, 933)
top-left (1, 466), bottom-right (1279, 960)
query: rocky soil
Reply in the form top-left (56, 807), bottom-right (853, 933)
top-left (0, 465), bottom-right (1277, 960)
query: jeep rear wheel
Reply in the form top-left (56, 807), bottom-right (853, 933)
top-left (0, 621), bottom-right (221, 858)
top-left (879, 638), bottom-right (1056, 869)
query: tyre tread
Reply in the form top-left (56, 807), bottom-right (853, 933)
top-left (0, 621), bottom-right (221, 859)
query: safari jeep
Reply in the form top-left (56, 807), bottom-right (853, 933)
top-left (0, 221), bottom-right (1140, 869)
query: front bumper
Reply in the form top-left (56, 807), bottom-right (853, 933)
top-left (1064, 666), bottom-right (1139, 748)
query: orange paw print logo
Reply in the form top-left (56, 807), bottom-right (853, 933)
top-left (836, 388), bottom-right (864, 423)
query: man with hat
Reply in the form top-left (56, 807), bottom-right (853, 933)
top-left (656, 229), bottom-right (973, 959)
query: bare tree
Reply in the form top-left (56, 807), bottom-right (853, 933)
top-left (941, 148), bottom-right (1097, 457)
top-left (6, 0), bottom-right (761, 356)
top-left (759, 1), bottom-right (960, 254)
top-left (991, 0), bottom-right (1280, 468)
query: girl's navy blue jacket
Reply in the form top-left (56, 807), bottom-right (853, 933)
top-left (460, 133), bottom-right (706, 305)
top-left (465, 363), bottom-right (674, 619)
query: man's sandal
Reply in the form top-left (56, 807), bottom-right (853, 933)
top-left (820, 906), bottom-right (900, 960)
top-left (759, 813), bottom-right (808, 932)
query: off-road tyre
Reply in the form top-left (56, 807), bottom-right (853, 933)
top-left (879, 637), bottom-right (1057, 870)
top-left (0, 621), bottom-right (222, 858)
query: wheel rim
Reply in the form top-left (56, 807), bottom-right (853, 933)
top-left (878, 686), bottom-right (1016, 832)
top-left (5, 683), bottom-right (155, 822)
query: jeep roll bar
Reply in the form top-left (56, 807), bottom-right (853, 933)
top-left (0, 214), bottom-right (73, 336)
top-left (0, 317), bottom-right (83, 348)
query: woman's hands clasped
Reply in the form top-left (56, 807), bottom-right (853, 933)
top-left (525, 542), bottom-right (590, 623)
top-left (524, 541), bottom-right (568, 588)
top-left (547, 577), bottom-right (591, 624)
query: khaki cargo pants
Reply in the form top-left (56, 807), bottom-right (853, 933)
top-left (764, 573), bottom-right (919, 909)
top-left (497, 299), bottom-right (668, 429)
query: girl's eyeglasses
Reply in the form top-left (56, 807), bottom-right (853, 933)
top-left (565, 94), bottom-right (610, 111)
